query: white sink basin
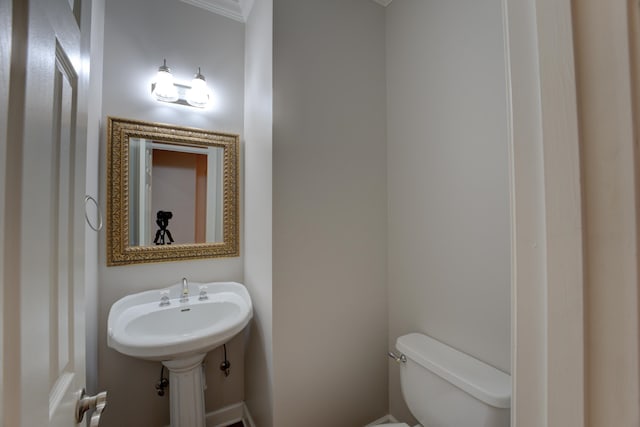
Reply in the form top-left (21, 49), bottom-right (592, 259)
top-left (107, 281), bottom-right (252, 361)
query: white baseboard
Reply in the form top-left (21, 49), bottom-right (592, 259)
top-left (242, 403), bottom-right (257, 427)
top-left (205, 401), bottom-right (255, 427)
top-left (365, 414), bottom-right (399, 426)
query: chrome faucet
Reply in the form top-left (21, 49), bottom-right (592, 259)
top-left (180, 277), bottom-right (189, 303)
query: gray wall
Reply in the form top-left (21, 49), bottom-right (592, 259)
top-left (243, 0), bottom-right (274, 425)
top-left (273, 0), bottom-right (388, 425)
top-left (98, 0), bottom-right (245, 425)
top-left (386, 0), bottom-right (511, 423)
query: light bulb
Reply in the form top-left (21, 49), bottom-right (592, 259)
top-left (186, 68), bottom-right (210, 108)
top-left (151, 59), bottom-right (178, 103)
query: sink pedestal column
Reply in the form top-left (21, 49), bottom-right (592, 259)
top-left (163, 353), bottom-right (207, 427)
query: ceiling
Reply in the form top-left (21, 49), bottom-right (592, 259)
top-left (180, 0), bottom-right (393, 23)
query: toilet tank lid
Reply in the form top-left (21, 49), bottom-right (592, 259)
top-left (396, 333), bottom-right (511, 409)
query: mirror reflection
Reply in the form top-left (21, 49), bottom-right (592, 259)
top-left (128, 139), bottom-right (224, 246)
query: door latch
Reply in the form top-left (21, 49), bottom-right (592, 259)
top-left (76, 388), bottom-right (108, 426)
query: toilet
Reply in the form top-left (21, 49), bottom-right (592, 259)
top-left (382, 332), bottom-right (511, 427)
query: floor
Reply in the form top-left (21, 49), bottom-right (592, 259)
top-left (226, 422), bottom-right (244, 427)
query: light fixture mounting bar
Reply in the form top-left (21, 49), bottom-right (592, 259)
top-left (150, 82), bottom-right (210, 108)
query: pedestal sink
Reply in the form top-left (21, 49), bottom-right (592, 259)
top-left (107, 281), bottom-right (252, 427)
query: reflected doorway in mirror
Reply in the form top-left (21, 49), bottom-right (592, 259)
top-left (128, 139), bottom-right (223, 246)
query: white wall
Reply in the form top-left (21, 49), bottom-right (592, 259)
top-left (386, 0), bottom-right (511, 423)
top-left (243, 0), bottom-right (274, 425)
top-left (98, 1), bottom-right (245, 425)
top-left (272, 1), bottom-right (388, 425)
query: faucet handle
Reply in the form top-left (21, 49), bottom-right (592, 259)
top-left (159, 290), bottom-right (170, 307)
top-left (198, 285), bottom-right (209, 301)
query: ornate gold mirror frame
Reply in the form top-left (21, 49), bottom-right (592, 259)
top-left (106, 117), bottom-right (239, 266)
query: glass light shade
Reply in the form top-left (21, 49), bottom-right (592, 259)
top-left (186, 70), bottom-right (209, 108)
top-left (152, 62), bottom-right (178, 103)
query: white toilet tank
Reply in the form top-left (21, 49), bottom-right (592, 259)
top-left (396, 333), bottom-right (511, 427)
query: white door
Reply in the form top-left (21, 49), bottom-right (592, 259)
top-left (1, 0), bottom-right (99, 425)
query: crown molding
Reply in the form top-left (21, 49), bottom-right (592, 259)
top-left (179, 0), bottom-right (254, 23)
top-left (183, 0), bottom-right (388, 20)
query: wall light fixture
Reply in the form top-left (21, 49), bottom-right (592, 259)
top-left (151, 60), bottom-right (211, 108)
top-left (151, 59), bottom-right (179, 103)
top-left (186, 68), bottom-right (209, 108)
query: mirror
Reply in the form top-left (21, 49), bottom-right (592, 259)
top-left (107, 117), bottom-right (239, 265)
